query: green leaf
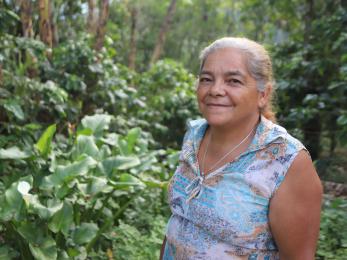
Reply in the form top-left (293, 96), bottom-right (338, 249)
top-left (81, 114), bottom-right (113, 136)
top-left (48, 201), bottom-right (73, 235)
top-left (101, 156), bottom-right (141, 176)
top-left (17, 222), bottom-right (57, 260)
top-left (0, 146), bottom-right (30, 159)
top-left (110, 173), bottom-right (146, 190)
top-left (3, 100), bottom-right (24, 120)
top-left (35, 124), bottom-right (57, 157)
top-left (117, 139), bottom-right (129, 155)
top-left (100, 133), bottom-right (119, 146)
top-left (41, 156), bottom-right (97, 189)
top-left (337, 115), bottom-right (347, 126)
top-left (125, 128), bottom-right (141, 153)
top-left (1, 176), bottom-right (33, 221)
top-left (86, 176), bottom-right (109, 196)
top-left (27, 196), bottom-right (63, 219)
top-left (29, 237), bottom-right (57, 260)
top-left (74, 135), bottom-right (99, 159)
top-left (72, 223), bottom-right (99, 245)
top-left (0, 245), bottom-right (17, 260)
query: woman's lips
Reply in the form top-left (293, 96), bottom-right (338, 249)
top-left (206, 103), bottom-right (232, 107)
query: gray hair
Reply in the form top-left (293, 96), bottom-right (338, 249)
top-left (199, 37), bottom-right (273, 92)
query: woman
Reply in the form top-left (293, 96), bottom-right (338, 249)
top-left (160, 37), bottom-right (322, 260)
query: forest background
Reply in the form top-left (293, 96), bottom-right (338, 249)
top-left (0, 0), bottom-right (346, 259)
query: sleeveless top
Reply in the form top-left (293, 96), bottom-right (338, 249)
top-left (163, 116), bottom-right (306, 260)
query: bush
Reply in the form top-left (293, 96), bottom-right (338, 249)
top-left (316, 198), bottom-right (347, 259)
top-left (0, 114), bottom-right (173, 259)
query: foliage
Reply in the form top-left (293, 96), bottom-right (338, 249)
top-left (273, 3), bottom-right (347, 160)
top-left (112, 216), bottom-right (167, 260)
top-left (137, 59), bottom-right (199, 148)
top-left (316, 198), bottom-right (347, 259)
top-left (1, 1), bottom-right (347, 258)
top-left (0, 114), bottom-right (174, 259)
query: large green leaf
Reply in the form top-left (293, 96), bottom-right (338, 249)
top-left (3, 100), bottom-right (24, 120)
top-left (29, 238), bottom-right (57, 260)
top-left (81, 114), bottom-right (113, 136)
top-left (85, 176), bottom-right (110, 196)
top-left (125, 128), bottom-right (141, 154)
top-left (100, 133), bottom-right (119, 146)
top-left (0, 146), bottom-right (30, 159)
top-left (41, 156), bottom-right (97, 189)
top-left (17, 222), bottom-right (57, 260)
top-left (48, 201), bottom-right (73, 235)
top-left (27, 196), bottom-right (63, 219)
top-left (0, 245), bottom-right (17, 260)
top-left (101, 156), bottom-right (141, 176)
top-left (72, 223), bottom-right (99, 245)
top-left (1, 176), bottom-right (33, 221)
top-left (110, 173), bottom-right (146, 190)
top-left (35, 124), bottom-right (57, 157)
top-left (74, 135), bottom-right (99, 159)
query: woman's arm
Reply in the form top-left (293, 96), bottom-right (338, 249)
top-left (269, 150), bottom-right (323, 260)
top-left (159, 236), bottom-right (167, 260)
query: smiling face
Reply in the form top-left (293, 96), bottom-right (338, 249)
top-left (197, 47), bottom-right (267, 129)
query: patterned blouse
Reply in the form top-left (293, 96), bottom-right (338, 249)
top-left (163, 116), bottom-right (305, 260)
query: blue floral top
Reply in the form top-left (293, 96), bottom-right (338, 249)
top-left (163, 116), bottom-right (305, 260)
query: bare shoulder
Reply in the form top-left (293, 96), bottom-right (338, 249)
top-left (279, 150), bottom-right (323, 197)
top-left (269, 150), bottom-right (323, 259)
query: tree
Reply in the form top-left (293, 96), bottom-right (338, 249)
top-left (128, 4), bottom-right (138, 70)
top-left (94, 0), bottom-right (110, 51)
top-left (149, 0), bottom-right (177, 65)
top-left (20, 0), bottom-right (34, 38)
top-left (38, 0), bottom-right (53, 48)
top-left (50, 0), bottom-right (59, 46)
top-left (87, 0), bottom-right (98, 34)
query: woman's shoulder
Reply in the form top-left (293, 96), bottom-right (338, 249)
top-left (261, 117), bottom-right (306, 155)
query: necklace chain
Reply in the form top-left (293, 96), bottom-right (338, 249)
top-left (202, 127), bottom-right (255, 175)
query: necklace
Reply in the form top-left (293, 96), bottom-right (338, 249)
top-left (202, 126), bottom-right (255, 175)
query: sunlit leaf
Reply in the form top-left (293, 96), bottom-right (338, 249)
top-left (3, 100), bottom-right (24, 120)
top-left (74, 135), bottom-right (100, 159)
top-left (35, 124), bottom-right (57, 157)
top-left (0, 146), bottom-right (30, 159)
top-left (41, 157), bottom-right (97, 189)
top-left (101, 156), bottom-right (141, 176)
top-left (81, 114), bottom-right (113, 136)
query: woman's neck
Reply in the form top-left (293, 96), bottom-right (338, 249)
top-left (208, 115), bottom-right (260, 148)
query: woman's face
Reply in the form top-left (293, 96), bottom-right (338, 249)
top-left (197, 47), bottom-right (266, 129)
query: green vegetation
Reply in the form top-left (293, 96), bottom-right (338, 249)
top-left (0, 0), bottom-right (346, 259)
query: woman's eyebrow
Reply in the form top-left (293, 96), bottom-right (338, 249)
top-left (225, 70), bottom-right (245, 78)
top-left (199, 70), bottom-right (213, 76)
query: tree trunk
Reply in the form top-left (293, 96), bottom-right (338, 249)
top-left (302, 0), bottom-right (321, 160)
top-left (149, 0), bottom-right (177, 65)
top-left (20, 0), bottom-right (34, 38)
top-left (128, 6), bottom-right (138, 70)
top-left (304, 0), bottom-right (314, 44)
top-left (87, 0), bottom-right (98, 35)
top-left (94, 0), bottom-right (110, 51)
top-left (38, 0), bottom-right (53, 48)
top-left (0, 64), bottom-right (3, 87)
top-left (50, 0), bottom-right (59, 46)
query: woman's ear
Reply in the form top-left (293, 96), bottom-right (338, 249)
top-left (258, 83), bottom-right (272, 108)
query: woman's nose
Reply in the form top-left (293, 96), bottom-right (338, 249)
top-left (209, 80), bottom-right (226, 96)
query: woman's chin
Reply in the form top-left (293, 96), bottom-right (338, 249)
top-left (204, 116), bottom-right (235, 128)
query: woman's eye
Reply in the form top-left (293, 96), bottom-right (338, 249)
top-left (199, 77), bottom-right (211, 83)
top-left (227, 78), bottom-right (242, 85)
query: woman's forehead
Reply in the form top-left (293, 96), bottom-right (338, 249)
top-left (201, 48), bottom-right (249, 76)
